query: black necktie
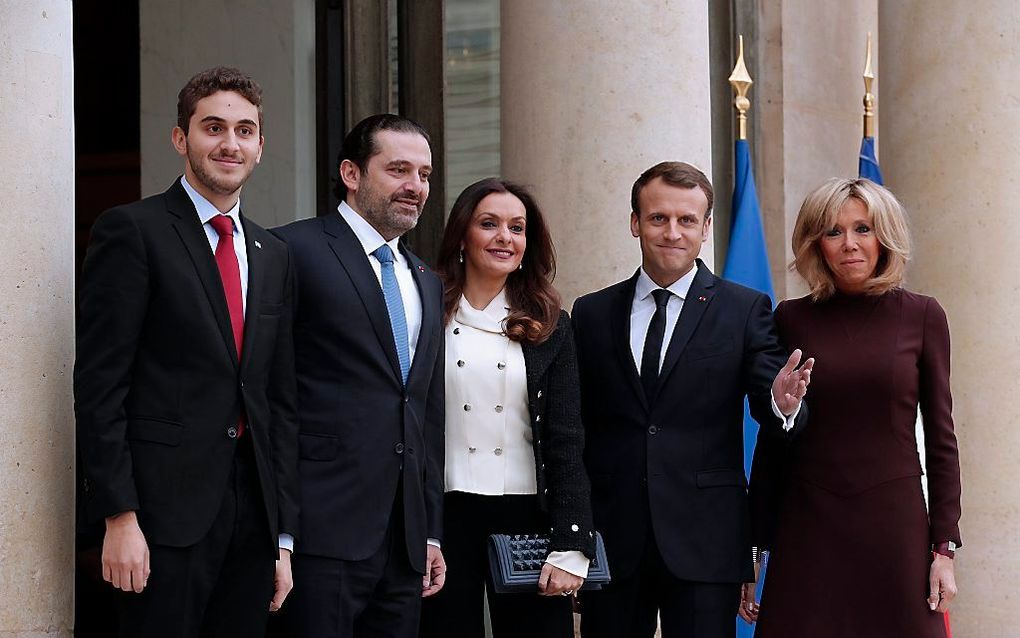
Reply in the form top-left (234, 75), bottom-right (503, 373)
top-left (640, 288), bottom-right (672, 402)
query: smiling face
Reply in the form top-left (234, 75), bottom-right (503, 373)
top-left (631, 177), bottom-right (711, 287)
top-left (341, 129), bottom-right (432, 241)
top-left (462, 191), bottom-right (527, 288)
top-left (172, 90), bottom-right (263, 208)
top-left (819, 196), bottom-right (882, 294)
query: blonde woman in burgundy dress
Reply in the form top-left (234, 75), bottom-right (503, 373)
top-left (748, 178), bottom-right (962, 638)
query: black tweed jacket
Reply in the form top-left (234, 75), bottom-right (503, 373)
top-left (522, 310), bottom-right (596, 558)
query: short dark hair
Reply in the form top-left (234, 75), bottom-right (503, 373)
top-left (631, 161), bottom-right (714, 219)
top-left (333, 114), bottom-right (431, 201)
top-left (177, 67), bottom-right (263, 134)
top-left (437, 178), bottom-right (560, 345)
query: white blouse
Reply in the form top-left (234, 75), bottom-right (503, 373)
top-left (444, 291), bottom-right (589, 578)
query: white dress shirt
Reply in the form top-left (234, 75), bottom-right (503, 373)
top-left (629, 264), bottom-right (799, 429)
top-left (445, 291), bottom-right (589, 578)
top-left (181, 175), bottom-right (248, 315)
top-left (338, 201), bottom-right (423, 363)
top-left (181, 176), bottom-right (295, 552)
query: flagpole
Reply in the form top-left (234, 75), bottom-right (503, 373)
top-left (729, 34), bottom-right (753, 141)
top-left (863, 32), bottom-right (876, 139)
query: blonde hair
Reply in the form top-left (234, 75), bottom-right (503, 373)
top-left (791, 178), bottom-right (911, 301)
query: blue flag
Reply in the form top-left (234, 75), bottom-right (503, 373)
top-left (859, 136), bottom-right (884, 184)
top-left (723, 139), bottom-right (773, 638)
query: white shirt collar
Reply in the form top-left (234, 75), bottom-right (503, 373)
top-left (635, 262), bottom-right (699, 303)
top-left (338, 200), bottom-right (404, 264)
top-left (455, 289), bottom-right (510, 334)
top-left (181, 175), bottom-right (241, 227)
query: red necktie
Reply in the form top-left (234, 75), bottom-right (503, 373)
top-left (209, 214), bottom-right (246, 437)
top-left (209, 215), bottom-right (245, 357)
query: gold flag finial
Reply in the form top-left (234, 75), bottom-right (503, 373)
top-left (729, 35), bottom-right (753, 141)
top-left (862, 32), bottom-right (876, 138)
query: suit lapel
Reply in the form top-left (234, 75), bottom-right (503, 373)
top-left (402, 246), bottom-right (434, 383)
top-left (610, 271), bottom-right (649, 411)
top-left (238, 214), bottom-right (262, 373)
top-left (323, 213), bottom-right (403, 384)
top-left (658, 262), bottom-right (717, 387)
top-left (166, 179), bottom-right (239, 368)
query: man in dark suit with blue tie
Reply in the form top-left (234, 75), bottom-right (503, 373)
top-left (572, 162), bottom-right (812, 638)
top-left (273, 114), bottom-right (446, 637)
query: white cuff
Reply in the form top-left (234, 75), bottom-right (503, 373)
top-left (279, 533), bottom-right (294, 553)
top-left (771, 393), bottom-right (801, 432)
top-left (546, 550), bottom-right (590, 578)
top-left (427, 538), bottom-right (441, 549)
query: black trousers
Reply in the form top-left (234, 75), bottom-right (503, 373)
top-left (419, 491), bottom-right (574, 638)
top-left (579, 532), bottom-right (740, 638)
top-left (287, 484), bottom-right (422, 638)
top-left (116, 434), bottom-right (275, 638)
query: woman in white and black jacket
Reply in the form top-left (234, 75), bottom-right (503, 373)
top-left (419, 178), bottom-right (596, 638)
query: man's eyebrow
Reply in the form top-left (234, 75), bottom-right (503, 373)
top-left (198, 116), bottom-right (258, 128)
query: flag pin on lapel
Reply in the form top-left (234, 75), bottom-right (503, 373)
top-left (417, 265), bottom-right (425, 273)
top-left (254, 240), bottom-right (262, 249)
top-left (698, 295), bottom-right (707, 302)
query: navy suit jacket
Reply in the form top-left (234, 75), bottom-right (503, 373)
top-left (272, 213), bottom-right (444, 571)
top-left (572, 260), bottom-right (804, 584)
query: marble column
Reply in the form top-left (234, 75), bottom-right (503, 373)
top-left (881, 3), bottom-right (1020, 635)
top-left (0, 1), bottom-right (76, 636)
top-left (755, 0), bottom-right (879, 300)
top-left (500, 0), bottom-right (714, 304)
top-left (139, 0), bottom-right (316, 227)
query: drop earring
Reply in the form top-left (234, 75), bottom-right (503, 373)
top-left (459, 250), bottom-right (464, 264)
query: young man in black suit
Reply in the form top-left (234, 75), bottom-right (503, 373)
top-left (75, 67), bottom-right (299, 637)
top-left (572, 162), bottom-right (813, 638)
top-left (273, 114), bottom-right (446, 638)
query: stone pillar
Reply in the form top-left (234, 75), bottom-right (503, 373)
top-left (0, 1), bottom-right (76, 636)
top-left (755, 0), bottom-right (879, 299)
top-left (139, 0), bottom-right (316, 227)
top-left (500, 1), bottom-right (714, 304)
top-left (881, 3), bottom-right (1019, 635)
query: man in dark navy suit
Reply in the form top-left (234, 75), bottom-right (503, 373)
top-left (75, 67), bottom-right (299, 637)
top-left (573, 162), bottom-right (813, 638)
top-left (273, 114), bottom-right (446, 637)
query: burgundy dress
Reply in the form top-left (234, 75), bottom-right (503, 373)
top-left (755, 289), bottom-right (962, 638)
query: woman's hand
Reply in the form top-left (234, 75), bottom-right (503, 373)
top-left (928, 553), bottom-right (957, 613)
top-left (738, 582), bottom-right (759, 623)
top-left (538, 562), bottom-right (584, 597)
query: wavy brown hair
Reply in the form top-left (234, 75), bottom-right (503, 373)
top-left (437, 178), bottom-right (560, 344)
top-left (791, 177), bottom-right (911, 301)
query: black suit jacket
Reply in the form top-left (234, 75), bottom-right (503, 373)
top-left (271, 213), bottom-right (445, 573)
top-left (520, 312), bottom-right (596, 557)
top-left (572, 260), bottom-right (803, 584)
top-left (75, 178), bottom-right (300, 550)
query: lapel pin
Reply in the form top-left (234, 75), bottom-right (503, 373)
top-left (254, 240), bottom-right (262, 249)
top-left (417, 265), bottom-right (425, 273)
top-left (698, 295), bottom-right (707, 302)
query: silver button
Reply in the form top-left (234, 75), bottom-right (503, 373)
top-left (468, 446), bottom-right (477, 453)
top-left (494, 405), bottom-right (503, 413)
top-left (497, 362), bottom-right (506, 370)
top-left (537, 390), bottom-right (543, 398)
top-left (494, 447), bottom-right (503, 456)
top-left (571, 524), bottom-right (579, 532)
top-left (464, 404), bottom-right (472, 412)
top-left (457, 360), bottom-right (465, 367)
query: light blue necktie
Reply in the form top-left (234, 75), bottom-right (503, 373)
top-left (372, 244), bottom-right (410, 384)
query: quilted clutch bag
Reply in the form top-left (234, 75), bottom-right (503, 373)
top-left (487, 532), bottom-right (611, 594)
